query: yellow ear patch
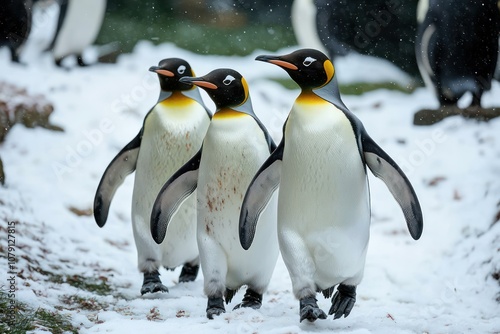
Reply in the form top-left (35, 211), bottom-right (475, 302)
top-left (241, 77), bottom-right (250, 104)
top-left (323, 60), bottom-right (335, 83)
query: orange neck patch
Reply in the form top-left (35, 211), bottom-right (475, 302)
top-left (159, 91), bottom-right (192, 107)
top-left (213, 108), bottom-right (246, 119)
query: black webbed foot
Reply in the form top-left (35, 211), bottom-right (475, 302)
top-left (299, 296), bottom-right (327, 322)
top-left (178, 263), bottom-right (199, 283)
top-left (140, 270), bottom-right (169, 295)
top-left (206, 296), bottom-right (225, 319)
top-left (233, 289), bottom-right (262, 310)
top-left (329, 284), bottom-right (356, 319)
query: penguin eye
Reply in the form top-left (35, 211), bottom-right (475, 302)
top-left (303, 57), bottom-right (317, 67)
top-left (223, 75), bottom-right (236, 86)
top-left (177, 65), bottom-right (186, 74)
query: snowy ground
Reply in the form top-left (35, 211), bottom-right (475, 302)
top-left (1, 35), bottom-right (500, 333)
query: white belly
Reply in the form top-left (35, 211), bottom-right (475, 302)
top-left (132, 101), bottom-right (209, 268)
top-left (53, 0), bottom-right (106, 58)
top-left (197, 115), bottom-right (278, 289)
top-left (278, 101), bottom-right (370, 289)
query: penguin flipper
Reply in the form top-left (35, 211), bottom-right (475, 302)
top-left (150, 149), bottom-right (201, 244)
top-left (361, 133), bottom-right (423, 240)
top-left (239, 140), bottom-right (283, 250)
top-left (94, 131), bottom-right (141, 227)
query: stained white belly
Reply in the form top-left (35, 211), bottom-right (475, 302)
top-left (197, 115), bottom-right (278, 289)
top-left (278, 101), bottom-right (370, 287)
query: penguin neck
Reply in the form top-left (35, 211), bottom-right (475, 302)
top-left (157, 90), bottom-right (173, 103)
top-left (213, 108), bottom-right (247, 119)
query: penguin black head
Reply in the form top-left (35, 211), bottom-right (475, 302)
top-left (149, 58), bottom-right (195, 91)
top-left (256, 48), bottom-right (335, 90)
top-left (179, 68), bottom-right (249, 109)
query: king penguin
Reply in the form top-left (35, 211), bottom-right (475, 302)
top-left (239, 49), bottom-right (423, 322)
top-left (151, 68), bottom-right (279, 319)
top-left (48, 0), bottom-right (106, 66)
top-left (94, 58), bottom-right (211, 295)
top-left (415, 0), bottom-right (500, 108)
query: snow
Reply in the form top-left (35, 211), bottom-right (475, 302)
top-left (1, 33), bottom-right (500, 334)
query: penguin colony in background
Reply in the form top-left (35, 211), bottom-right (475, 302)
top-left (0, 0), bottom-right (106, 66)
top-left (94, 58), bottom-right (211, 295)
top-left (415, 0), bottom-right (500, 109)
top-left (48, 0), bottom-right (107, 66)
top-left (0, 0), bottom-right (33, 62)
top-left (95, 48), bottom-right (422, 322)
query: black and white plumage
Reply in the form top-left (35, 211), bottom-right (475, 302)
top-left (94, 58), bottom-right (211, 295)
top-left (240, 49), bottom-right (423, 323)
top-left (47, 0), bottom-right (107, 66)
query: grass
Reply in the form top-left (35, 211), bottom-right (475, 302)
top-left (0, 289), bottom-right (78, 334)
top-left (269, 78), bottom-right (418, 95)
top-left (97, 13), bottom-right (296, 56)
top-left (28, 265), bottom-right (113, 296)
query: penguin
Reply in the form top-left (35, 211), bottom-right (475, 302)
top-left (94, 58), bottom-right (211, 295)
top-left (239, 49), bottom-right (423, 322)
top-left (0, 0), bottom-right (33, 63)
top-left (48, 0), bottom-right (107, 66)
top-left (150, 68), bottom-right (279, 319)
top-left (415, 0), bottom-right (500, 108)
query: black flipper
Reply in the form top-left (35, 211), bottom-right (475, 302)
top-left (150, 149), bottom-right (202, 244)
top-left (361, 131), bottom-right (424, 240)
top-left (239, 139), bottom-right (284, 250)
top-left (94, 131), bottom-right (141, 227)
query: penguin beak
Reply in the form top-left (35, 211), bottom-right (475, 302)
top-left (180, 76), bottom-right (218, 90)
top-left (149, 66), bottom-right (174, 77)
top-left (255, 55), bottom-right (298, 71)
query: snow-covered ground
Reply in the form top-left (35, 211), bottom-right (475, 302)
top-left (1, 28), bottom-right (500, 333)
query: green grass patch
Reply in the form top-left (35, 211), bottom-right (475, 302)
top-left (97, 14), bottom-right (296, 56)
top-left (0, 289), bottom-right (78, 334)
top-left (268, 78), bottom-right (418, 95)
top-left (59, 294), bottom-right (109, 311)
top-left (28, 265), bottom-right (113, 295)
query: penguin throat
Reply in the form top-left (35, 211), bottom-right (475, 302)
top-left (159, 91), bottom-right (193, 107)
top-left (296, 90), bottom-right (324, 104)
top-left (213, 108), bottom-right (246, 119)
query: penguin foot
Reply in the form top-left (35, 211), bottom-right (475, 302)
top-left (206, 297), bottom-right (225, 319)
top-left (299, 296), bottom-right (327, 322)
top-left (77, 55), bottom-right (88, 67)
top-left (233, 289), bottom-right (262, 310)
top-left (329, 284), bottom-right (356, 319)
top-left (178, 263), bottom-right (199, 283)
top-left (140, 270), bottom-right (169, 295)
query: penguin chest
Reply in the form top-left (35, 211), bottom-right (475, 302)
top-left (278, 101), bottom-right (370, 254)
top-left (133, 101), bottom-right (209, 214)
top-left (197, 115), bottom-right (269, 243)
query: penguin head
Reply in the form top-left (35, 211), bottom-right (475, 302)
top-left (256, 48), bottom-right (335, 90)
top-left (149, 58), bottom-right (195, 91)
top-left (179, 68), bottom-right (250, 109)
